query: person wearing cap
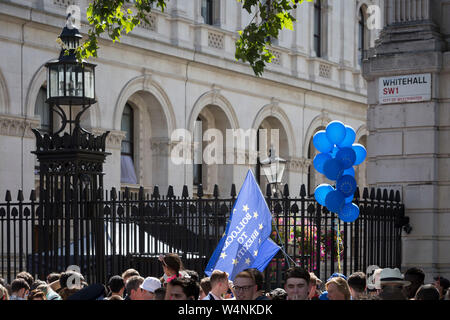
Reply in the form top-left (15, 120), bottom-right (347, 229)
top-left (378, 268), bottom-right (410, 300)
top-left (140, 277), bottom-right (162, 300)
top-left (433, 276), bottom-right (450, 300)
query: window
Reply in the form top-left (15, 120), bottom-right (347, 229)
top-left (34, 86), bottom-right (52, 175)
top-left (120, 103), bottom-right (137, 184)
top-left (193, 117), bottom-right (203, 186)
top-left (313, 0), bottom-right (322, 57)
top-left (358, 7), bottom-right (366, 66)
top-left (201, 0), bottom-right (214, 25)
top-left (34, 87), bottom-right (52, 134)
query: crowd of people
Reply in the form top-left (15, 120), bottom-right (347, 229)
top-left (0, 253), bottom-right (448, 301)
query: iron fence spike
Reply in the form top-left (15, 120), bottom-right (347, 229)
top-left (17, 190), bottom-right (24, 202)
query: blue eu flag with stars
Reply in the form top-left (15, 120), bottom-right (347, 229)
top-left (205, 170), bottom-right (280, 280)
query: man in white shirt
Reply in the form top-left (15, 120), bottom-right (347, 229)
top-left (202, 270), bottom-right (229, 300)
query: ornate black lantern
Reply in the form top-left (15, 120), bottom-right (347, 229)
top-left (45, 16), bottom-right (96, 134)
top-left (32, 15), bottom-right (109, 283)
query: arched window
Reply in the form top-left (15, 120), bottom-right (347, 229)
top-left (120, 103), bottom-right (137, 184)
top-left (313, 0), bottom-right (322, 57)
top-left (34, 87), bottom-right (52, 134)
top-left (193, 117), bottom-right (203, 186)
top-left (358, 7), bottom-right (366, 65)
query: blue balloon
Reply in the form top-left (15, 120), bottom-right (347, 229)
top-left (323, 159), bottom-right (344, 181)
top-left (345, 194), bottom-right (354, 204)
top-left (336, 147), bottom-right (357, 169)
top-left (336, 175), bottom-right (357, 197)
top-left (314, 184), bottom-right (334, 206)
top-left (338, 203), bottom-right (360, 222)
top-left (338, 166), bottom-right (355, 179)
top-left (337, 126), bottom-right (356, 148)
top-left (352, 143), bottom-right (367, 166)
top-left (326, 121), bottom-right (346, 145)
top-left (313, 130), bottom-right (333, 153)
top-left (329, 146), bottom-right (339, 158)
top-left (325, 190), bottom-right (346, 213)
top-left (313, 153), bottom-right (332, 174)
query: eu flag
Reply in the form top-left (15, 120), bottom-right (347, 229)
top-left (205, 170), bottom-right (280, 280)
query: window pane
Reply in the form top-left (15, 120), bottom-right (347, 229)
top-left (84, 66), bottom-right (94, 99)
top-left (193, 118), bottom-right (203, 185)
top-left (314, 37), bottom-right (320, 57)
top-left (58, 65), bottom-right (65, 96)
top-left (120, 155), bottom-right (137, 184)
top-left (50, 66), bottom-right (58, 98)
top-left (201, 0), bottom-right (213, 25)
top-left (314, 0), bottom-right (321, 57)
top-left (66, 65), bottom-right (76, 96)
top-left (35, 87), bottom-right (51, 133)
top-left (121, 104), bottom-right (134, 157)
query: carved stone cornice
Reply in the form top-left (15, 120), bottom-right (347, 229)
top-left (285, 157), bottom-right (312, 173)
top-left (91, 128), bottom-right (126, 150)
top-left (0, 114), bottom-right (40, 138)
top-left (150, 137), bottom-right (171, 155)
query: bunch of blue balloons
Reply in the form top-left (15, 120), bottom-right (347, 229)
top-left (313, 121), bottom-right (367, 223)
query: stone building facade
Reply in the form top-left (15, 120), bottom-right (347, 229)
top-left (363, 0), bottom-right (450, 280)
top-left (0, 0), bottom-right (377, 199)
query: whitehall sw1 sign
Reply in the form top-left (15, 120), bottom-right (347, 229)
top-left (379, 73), bottom-right (431, 104)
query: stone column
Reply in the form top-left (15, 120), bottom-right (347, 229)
top-left (363, 0), bottom-right (450, 280)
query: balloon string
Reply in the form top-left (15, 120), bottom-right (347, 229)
top-left (271, 216), bottom-right (303, 269)
top-left (336, 219), bottom-right (342, 274)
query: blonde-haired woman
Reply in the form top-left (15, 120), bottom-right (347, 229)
top-left (326, 277), bottom-right (351, 300)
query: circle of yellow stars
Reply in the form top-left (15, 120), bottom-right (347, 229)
top-left (219, 204), bottom-right (265, 265)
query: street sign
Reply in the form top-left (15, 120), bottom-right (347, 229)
top-left (379, 73), bottom-right (431, 104)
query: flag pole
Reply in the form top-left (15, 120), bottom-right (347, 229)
top-left (271, 216), bottom-right (299, 269)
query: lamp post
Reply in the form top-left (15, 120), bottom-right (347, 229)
top-left (260, 148), bottom-right (286, 198)
top-left (32, 15), bottom-right (109, 283)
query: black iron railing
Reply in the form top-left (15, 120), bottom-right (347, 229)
top-left (0, 184), bottom-right (408, 289)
